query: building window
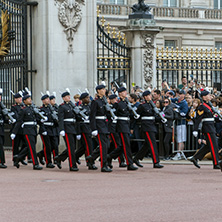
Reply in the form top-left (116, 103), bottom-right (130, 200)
top-left (163, 0), bottom-right (177, 7)
top-left (109, 0), bottom-right (126, 5)
top-left (215, 41), bottom-right (222, 49)
top-left (214, 0), bottom-right (222, 9)
top-left (165, 40), bottom-right (176, 48)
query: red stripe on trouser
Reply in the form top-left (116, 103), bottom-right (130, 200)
top-left (97, 134), bottom-right (103, 168)
top-left (25, 135), bottom-right (35, 165)
top-left (52, 150), bottom-right (55, 158)
top-left (207, 133), bottom-right (217, 165)
top-left (65, 133), bottom-right (73, 168)
top-left (111, 133), bottom-right (121, 164)
top-left (146, 132), bottom-right (157, 164)
top-left (82, 133), bottom-right (90, 156)
top-left (12, 139), bottom-right (14, 160)
top-left (120, 133), bottom-right (129, 165)
top-left (40, 135), bottom-right (48, 164)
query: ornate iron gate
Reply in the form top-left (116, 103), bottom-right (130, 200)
top-left (0, 0), bottom-right (36, 106)
top-left (97, 9), bottom-right (131, 90)
top-left (156, 47), bottom-right (222, 89)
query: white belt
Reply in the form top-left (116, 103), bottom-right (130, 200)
top-left (64, 118), bottom-right (76, 123)
top-left (22, 121), bottom-right (37, 127)
top-left (112, 120), bottom-right (117, 124)
top-left (202, 118), bottom-right (214, 123)
top-left (96, 116), bottom-right (107, 120)
top-left (44, 122), bottom-right (54, 126)
top-left (141, 116), bottom-right (155, 120)
top-left (118, 117), bottom-right (130, 121)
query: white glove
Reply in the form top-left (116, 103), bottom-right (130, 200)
top-left (42, 131), bottom-right (47, 136)
top-left (60, 130), bottom-right (65, 137)
top-left (76, 135), bottom-right (81, 140)
top-left (10, 133), bottom-right (16, 140)
top-left (92, 130), bottom-right (98, 137)
top-left (193, 131), bottom-right (198, 137)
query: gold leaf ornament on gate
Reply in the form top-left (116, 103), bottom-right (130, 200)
top-left (0, 10), bottom-right (10, 58)
top-left (54, 0), bottom-right (85, 53)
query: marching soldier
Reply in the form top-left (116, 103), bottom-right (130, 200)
top-left (54, 90), bottom-right (80, 171)
top-left (37, 94), bottom-right (57, 168)
top-left (75, 92), bottom-right (97, 170)
top-left (133, 90), bottom-right (164, 168)
top-left (49, 94), bottom-right (59, 159)
top-left (108, 94), bottom-right (127, 168)
top-left (190, 90), bottom-right (221, 169)
top-left (0, 89), bottom-right (7, 168)
top-left (11, 92), bottom-right (44, 170)
top-left (11, 92), bottom-right (28, 166)
top-left (107, 87), bottom-right (138, 171)
top-left (86, 84), bottom-right (112, 172)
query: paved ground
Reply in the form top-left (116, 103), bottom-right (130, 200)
top-left (1, 152), bottom-right (222, 222)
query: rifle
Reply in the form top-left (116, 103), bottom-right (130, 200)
top-left (125, 97), bottom-right (140, 119)
top-left (149, 100), bottom-right (167, 123)
top-left (0, 102), bottom-right (16, 124)
top-left (31, 103), bottom-right (47, 121)
top-left (208, 101), bottom-right (222, 120)
top-left (69, 101), bottom-right (89, 121)
top-left (48, 104), bottom-right (58, 122)
top-left (103, 96), bottom-right (117, 120)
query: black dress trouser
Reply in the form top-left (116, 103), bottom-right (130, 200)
top-left (0, 136), bottom-right (5, 164)
top-left (109, 133), bottom-right (133, 165)
top-left (194, 132), bottom-right (219, 166)
top-left (59, 133), bottom-right (77, 168)
top-left (17, 135), bottom-right (39, 166)
top-left (135, 131), bottom-right (159, 164)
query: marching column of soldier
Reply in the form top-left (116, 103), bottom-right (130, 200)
top-left (0, 83), bottom-right (221, 172)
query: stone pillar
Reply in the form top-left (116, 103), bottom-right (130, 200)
top-left (30, 0), bottom-right (97, 105)
top-left (122, 20), bottom-right (161, 89)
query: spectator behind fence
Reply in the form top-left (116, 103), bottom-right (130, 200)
top-left (178, 76), bottom-right (187, 90)
top-left (153, 89), bottom-right (161, 104)
top-left (162, 97), bottom-right (174, 160)
top-left (171, 89), bottom-right (189, 160)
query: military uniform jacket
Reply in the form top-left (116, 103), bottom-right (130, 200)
top-left (115, 99), bottom-right (130, 134)
top-left (11, 103), bottom-right (24, 135)
top-left (58, 102), bottom-right (79, 134)
top-left (90, 96), bottom-right (108, 134)
top-left (194, 101), bottom-right (216, 134)
top-left (12, 105), bottom-right (43, 136)
top-left (137, 101), bottom-right (157, 133)
top-left (39, 105), bottom-right (58, 136)
top-left (0, 106), bottom-right (6, 136)
top-left (79, 103), bottom-right (91, 134)
top-left (163, 104), bottom-right (174, 133)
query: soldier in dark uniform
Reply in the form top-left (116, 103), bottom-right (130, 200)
top-left (11, 92), bottom-right (28, 166)
top-left (107, 87), bottom-right (138, 171)
top-left (133, 90), bottom-right (164, 168)
top-left (75, 92), bottom-right (97, 170)
top-left (54, 90), bottom-right (79, 171)
top-left (37, 94), bottom-right (57, 168)
top-left (86, 84), bottom-right (112, 172)
top-left (190, 90), bottom-right (221, 169)
top-left (0, 89), bottom-right (7, 168)
top-left (11, 93), bottom-right (44, 170)
top-left (49, 94), bottom-right (59, 160)
top-left (108, 94), bottom-right (126, 168)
